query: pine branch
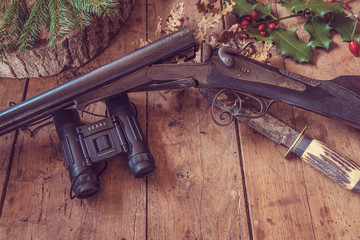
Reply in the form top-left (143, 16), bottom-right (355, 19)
top-left (0, 2), bottom-right (21, 50)
top-left (48, 0), bottom-right (72, 47)
top-left (0, 0), bottom-right (120, 59)
top-left (0, 1), bottom-right (30, 59)
top-left (0, 0), bottom-right (11, 14)
top-left (69, 0), bottom-right (118, 16)
top-left (70, 8), bottom-right (93, 30)
top-left (17, 1), bottom-right (32, 33)
top-left (18, 0), bottom-right (49, 53)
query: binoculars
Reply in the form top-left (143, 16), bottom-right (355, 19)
top-left (53, 94), bottom-right (156, 199)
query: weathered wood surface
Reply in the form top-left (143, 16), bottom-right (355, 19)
top-left (0, 0), bottom-right (135, 79)
top-left (0, 1), bottom-right (147, 239)
top-left (1, 0), bottom-right (360, 239)
top-left (0, 79), bottom-right (26, 214)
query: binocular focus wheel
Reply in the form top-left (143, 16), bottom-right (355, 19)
top-left (129, 152), bottom-right (156, 178)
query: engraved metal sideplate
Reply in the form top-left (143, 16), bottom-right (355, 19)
top-left (278, 69), bottom-right (320, 87)
top-left (212, 56), bottom-right (307, 92)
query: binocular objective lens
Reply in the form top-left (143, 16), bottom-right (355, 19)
top-left (128, 152), bottom-right (156, 178)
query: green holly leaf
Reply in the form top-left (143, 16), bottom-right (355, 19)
top-left (247, 28), bottom-right (273, 44)
top-left (303, 17), bottom-right (332, 51)
top-left (246, 0), bottom-right (257, 4)
top-left (280, 0), bottom-right (294, 10)
top-left (255, 3), bottom-right (277, 20)
top-left (330, 13), bottom-right (360, 42)
top-left (270, 28), bottom-right (313, 63)
top-left (292, 0), bottom-right (343, 17)
top-left (230, 0), bottom-right (256, 17)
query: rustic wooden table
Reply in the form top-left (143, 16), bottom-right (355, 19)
top-left (1, 0), bottom-right (360, 239)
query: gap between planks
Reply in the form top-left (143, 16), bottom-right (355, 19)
top-left (0, 78), bottom-right (29, 217)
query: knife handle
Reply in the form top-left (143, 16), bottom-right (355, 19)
top-left (286, 127), bottom-right (360, 193)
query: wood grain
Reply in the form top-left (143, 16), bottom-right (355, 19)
top-left (239, 103), bottom-right (316, 240)
top-left (0, 79), bottom-right (26, 216)
top-left (286, 50), bottom-right (360, 240)
top-left (0, 0), bottom-right (148, 239)
top-left (146, 0), bottom-right (249, 239)
top-left (0, 0), bottom-right (360, 239)
top-left (274, 1), bottom-right (360, 239)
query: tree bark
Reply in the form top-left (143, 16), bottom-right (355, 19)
top-left (0, 0), bottom-right (136, 79)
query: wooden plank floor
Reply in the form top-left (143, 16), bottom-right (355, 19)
top-left (1, 0), bottom-right (360, 239)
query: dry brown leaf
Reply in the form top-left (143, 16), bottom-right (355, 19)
top-left (164, 2), bottom-right (185, 34)
top-left (195, 13), bottom-right (222, 43)
top-left (155, 16), bottom-right (163, 35)
top-left (221, 0), bottom-right (236, 15)
top-left (252, 42), bottom-right (273, 63)
top-left (195, 1), bottom-right (236, 46)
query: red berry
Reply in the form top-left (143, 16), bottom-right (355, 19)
top-left (260, 30), bottom-right (267, 36)
top-left (245, 16), bottom-right (252, 21)
top-left (343, 2), bottom-right (348, 7)
top-left (349, 40), bottom-right (359, 56)
top-left (328, 0), bottom-right (334, 2)
top-left (251, 11), bottom-right (258, 20)
top-left (241, 20), bottom-right (250, 27)
top-left (268, 23), bottom-right (276, 29)
top-left (258, 24), bottom-right (266, 31)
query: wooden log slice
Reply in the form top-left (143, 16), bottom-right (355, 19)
top-left (0, 0), bottom-right (135, 79)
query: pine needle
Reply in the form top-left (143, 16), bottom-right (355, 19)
top-left (0, 0), bottom-right (120, 58)
top-left (0, 1), bottom-right (30, 60)
top-left (48, 0), bottom-right (72, 47)
top-left (18, 0), bottom-right (49, 53)
top-left (70, 8), bottom-right (93, 30)
top-left (69, 0), bottom-right (118, 16)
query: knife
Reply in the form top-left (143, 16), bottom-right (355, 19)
top-left (199, 88), bottom-right (360, 193)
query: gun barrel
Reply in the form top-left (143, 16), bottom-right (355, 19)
top-left (0, 28), bottom-right (195, 136)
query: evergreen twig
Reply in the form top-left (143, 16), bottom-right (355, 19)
top-left (0, 0), bottom-right (120, 59)
top-left (48, 0), bottom-right (72, 47)
top-left (72, 9), bottom-right (93, 30)
top-left (18, 0), bottom-right (49, 53)
top-left (69, 0), bottom-right (118, 16)
top-left (0, 1), bottom-right (30, 60)
top-left (0, 0), bottom-right (11, 14)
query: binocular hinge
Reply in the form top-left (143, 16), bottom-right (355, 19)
top-left (112, 116), bottom-right (131, 153)
top-left (76, 128), bottom-right (92, 167)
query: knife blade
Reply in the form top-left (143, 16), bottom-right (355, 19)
top-left (199, 88), bottom-right (360, 193)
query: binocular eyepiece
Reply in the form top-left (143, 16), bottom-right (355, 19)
top-left (53, 94), bottom-right (155, 199)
